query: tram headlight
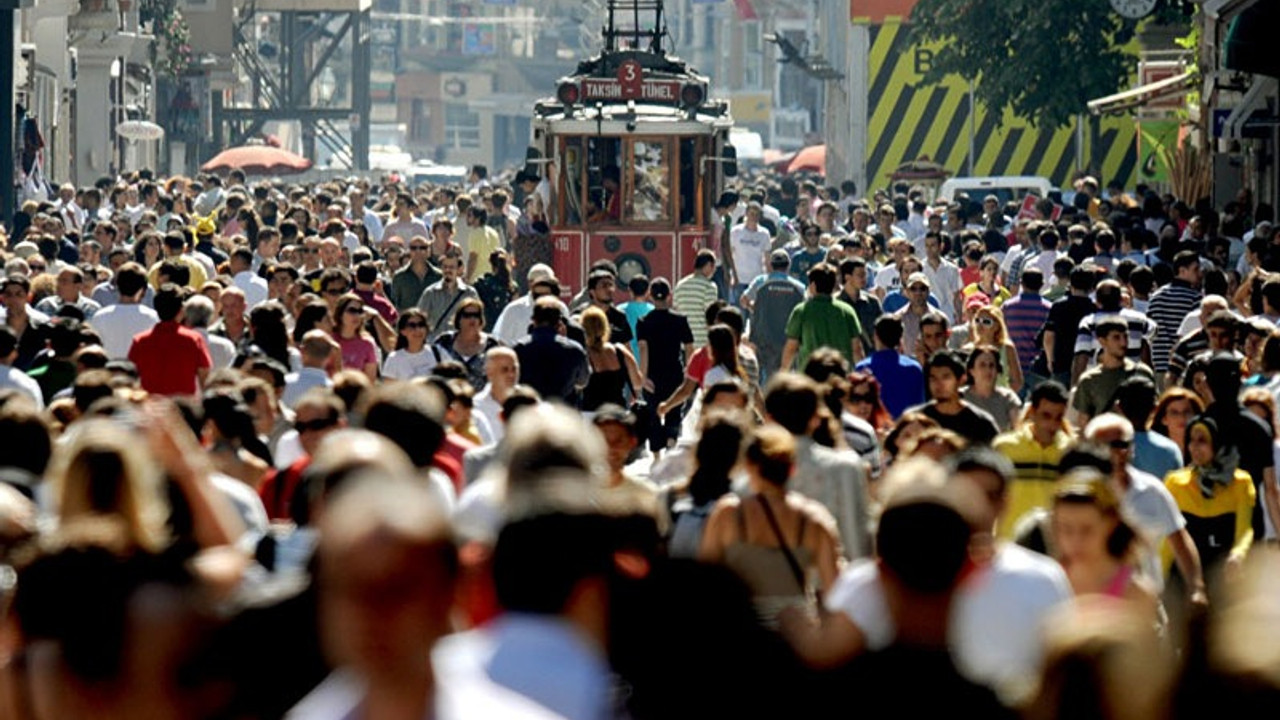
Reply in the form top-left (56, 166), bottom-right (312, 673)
top-left (680, 83), bottom-right (705, 109)
top-left (557, 83), bottom-right (581, 107)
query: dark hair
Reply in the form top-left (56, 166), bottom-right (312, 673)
top-left (248, 302), bottom-right (292, 369)
top-left (1115, 375), bottom-right (1157, 429)
top-left (919, 310), bottom-right (949, 331)
top-left (925, 349), bottom-right (966, 379)
top-left (966, 344), bottom-right (1004, 375)
top-left (874, 314), bottom-right (904, 349)
top-left (763, 373), bottom-right (820, 435)
top-left (1031, 380), bottom-right (1070, 407)
top-left (1094, 317), bottom-right (1128, 339)
top-left (877, 502), bottom-right (972, 594)
top-left (628, 274), bottom-right (650, 296)
top-left (946, 446), bottom-right (1014, 499)
top-left (1173, 250), bottom-right (1200, 272)
top-left (360, 383), bottom-right (446, 468)
top-left (153, 283), bottom-right (185, 322)
top-left (1020, 268), bottom-right (1045, 292)
top-left (694, 249), bottom-right (717, 270)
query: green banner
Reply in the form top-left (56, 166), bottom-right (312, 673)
top-left (1137, 120), bottom-right (1180, 184)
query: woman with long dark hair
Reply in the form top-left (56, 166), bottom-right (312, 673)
top-left (434, 297), bottom-right (504, 391)
top-left (248, 301), bottom-right (297, 371)
top-left (663, 410), bottom-right (748, 558)
top-left (383, 308), bottom-right (441, 380)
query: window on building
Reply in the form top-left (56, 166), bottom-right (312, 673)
top-left (444, 103), bottom-right (480, 149)
top-left (743, 21), bottom-right (764, 90)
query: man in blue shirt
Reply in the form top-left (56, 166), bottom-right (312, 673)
top-left (855, 314), bottom-right (925, 419)
top-left (1115, 375), bottom-right (1183, 482)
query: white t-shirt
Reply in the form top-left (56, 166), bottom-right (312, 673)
top-left (729, 224), bottom-right (771, 283)
top-left (382, 346), bottom-right (440, 380)
top-left (826, 544), bottom-right (1071, 704)
top-left (1120, 467), bottom-right (1187, 589)
top-left (90, 303), bottom-right (160, 359)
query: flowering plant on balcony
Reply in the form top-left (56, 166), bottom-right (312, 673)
top-left (142, 0), bottom-right (192, 79)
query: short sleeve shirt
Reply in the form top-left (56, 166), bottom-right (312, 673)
top-left (784, 295), bottom-right (862, 368)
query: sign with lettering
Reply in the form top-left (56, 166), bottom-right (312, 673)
top-left (580, 78), bottom-right (682, 103)
top-left (618, 60), bottom-right (644, 99)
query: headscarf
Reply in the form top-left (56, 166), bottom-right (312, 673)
top-left (1187, 415), bottom-right (1239, 498)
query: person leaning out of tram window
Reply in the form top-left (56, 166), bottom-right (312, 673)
top-left (1163, 416), bottom-right (1255, 593)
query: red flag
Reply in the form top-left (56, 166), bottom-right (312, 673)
top-left (734, 0), bottom-right (759, 21)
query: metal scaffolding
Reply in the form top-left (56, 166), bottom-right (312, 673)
top-left (214, 0), bottom-right (371, 170)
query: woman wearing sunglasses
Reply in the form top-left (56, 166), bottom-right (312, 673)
top-left (433, 297), bottom-right (503, 391)
top-left (383, 309), bottom-right (441, 381)
top-left (963, 304), bottom-right (1023, 393)
top-left (332, 293), bottom-right (380, 382)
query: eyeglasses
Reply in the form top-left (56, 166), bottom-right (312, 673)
top-left (300, 248), bottom-right (319, 254)
top-left (849, 393), bottom-right (875, 403)
top-left (344, 306), bottom-right (365, 315)
top-left (323, 287), bottom-right (349, 296)
top-left (975, 317), bottom-right (996, 327)
top-left (908, 285), bottom-right (928, 293)
top-left (458, 311), bottom-right (482, 319)
top-left (410, 245), bottom-right (430, 251)
top-left (295, 417), bottom-right (337, 433)
top-left (403, 321), bottom-right (427, 329)
top-left (1108, 438), bottom-right (1133, 450)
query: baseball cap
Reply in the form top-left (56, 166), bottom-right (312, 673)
top-left (770, 249), bottom-right (791, 267)
top-left (649, 277), bottom-right (671, 299)
top-left (906, 272), bottom-right (930, 289)
top-left (965, 292), bottom-right (991, 310)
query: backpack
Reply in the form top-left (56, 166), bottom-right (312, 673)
top-left (665, 490), bottom-right (716, 559)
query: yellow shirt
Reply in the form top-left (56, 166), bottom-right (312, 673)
top-left (993, 424), bottom-right (1074, 538)
top-left (1163, 467), bottom-right (1255, 569)
top-left (466, 226), bottom-right (502, 279)
top-left (147, 255), bottom-right (208, 290)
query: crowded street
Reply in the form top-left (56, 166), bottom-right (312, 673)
top-left (2, 0), bottom-right (1280, 718)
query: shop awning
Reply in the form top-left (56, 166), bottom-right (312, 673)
top-left (1087, 72), bottom-right (1197, 116)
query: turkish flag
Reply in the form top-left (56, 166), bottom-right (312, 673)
top-left (734, 0), bottom-right (758, 21)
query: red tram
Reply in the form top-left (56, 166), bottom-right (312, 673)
top-left (527, 0), bottom-right (737, 296)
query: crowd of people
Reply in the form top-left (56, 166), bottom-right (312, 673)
top-left (0, 164), bottom-right (1278, 718)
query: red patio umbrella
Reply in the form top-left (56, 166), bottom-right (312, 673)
top-left (787, 144), bottom-right (826, 176)
top-left (202, 144), bottom-right (313, 175)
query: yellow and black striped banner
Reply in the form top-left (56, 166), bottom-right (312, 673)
top-left (863, 20), bottom-right (1138, 192)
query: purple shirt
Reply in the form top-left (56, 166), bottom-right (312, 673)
top-left (1001, 292), bottom-right (1051, 373)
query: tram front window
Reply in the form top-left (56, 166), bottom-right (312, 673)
top-left (628, 140), bottom-right (671, 223)
top-left (586, 137), bottom-right (623, 224)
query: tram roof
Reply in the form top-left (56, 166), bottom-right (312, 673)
top-left (533, 103), bottom-right (733, 135)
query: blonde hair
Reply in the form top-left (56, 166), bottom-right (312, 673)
top-left (580, 306), bottom-right (610, 352)
top-left (973, 305), bottom-right (1010, 346)
top-left (49, 419), bottom-right (169, 553)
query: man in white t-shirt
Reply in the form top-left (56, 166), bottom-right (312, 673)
top-left (729, 203), bottom-right (772, 305)
top-left (783, 448), bottom-right (1070, 705)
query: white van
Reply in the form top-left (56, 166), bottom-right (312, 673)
top-left (937, 176), bottom-right (1055, 206)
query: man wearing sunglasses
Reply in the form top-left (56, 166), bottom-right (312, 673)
top-left (1083, 411), bottom-right (1207, 608)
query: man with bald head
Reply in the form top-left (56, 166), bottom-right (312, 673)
top-left (1165, 294), bottom-right (1231, 388)
top-left (473, 346), bottom-right (519, 444)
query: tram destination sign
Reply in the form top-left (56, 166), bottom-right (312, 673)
top-left (580, 77), bottom-right (683, 103)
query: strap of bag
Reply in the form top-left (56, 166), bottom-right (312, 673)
top-left (432, 289), bottom-right (466, 332)
top-left (756, 495), bottom-right (808, 593)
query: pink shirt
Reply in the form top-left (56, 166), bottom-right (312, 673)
top-left (338, 334), bottom-right (379, 373)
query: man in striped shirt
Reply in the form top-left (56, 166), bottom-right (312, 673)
top-left (1000, 268), bottom-right (1052, 384)
top-left (1146, 250), bottom-right (1203, 380)
top-left (1071, 279), bottom-right (1157, 383)
top-left (673, 249), bottom-right (721, 347)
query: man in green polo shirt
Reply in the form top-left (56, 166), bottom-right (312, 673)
top-left (779, 263), bottom-right (864, 372)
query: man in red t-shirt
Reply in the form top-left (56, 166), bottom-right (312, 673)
top-left (128, 283), bottom-right (212, 396)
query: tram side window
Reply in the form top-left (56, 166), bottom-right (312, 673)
top-left (679, 138), bottom-right (698, 226)
top-left (628, 140), bottom-right (671, 223)
top-left (562, 137), bottom-right (585, 225)
top-left (586, 137), bottom-right (623, 224)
